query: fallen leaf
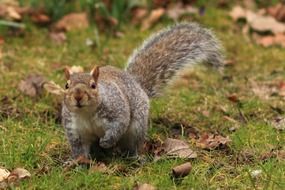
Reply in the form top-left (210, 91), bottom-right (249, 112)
top-left (249, 14), bottom-right (285, 34)
top-left (0, 125), bottom-right (7, 131)
top-left (43, 81), bottom-right (64, 96)
top-left (141, 8), bottom-right (165, 31)
top-left (166, 2), bottom-right (198, 20)
top-left (242, 0), bottom-right (256, 10)
top-left (90, 162), bottom-right (108, 173)
top-left (69, 65), bottom-right (84, 74)
top-left (255, 33), bottom-right (285, 48)
top-left (133, 183), bottom-right (156, 190)
top-left (172, 162), bottom-right (192, 178)
top-left (267, 3), bottom-right (285, 22)
top-left (227, 94), bottom-right (240, 103)
top-left (229, 6), bottom-right (246, 21)
top-left (49, 32), bottom-right (67, 44)
top-left (54, 12), bottom-right (89, 32)
top-left (10, 168), bottom-right (31, 180)
top-left (0, 168), bottom-right (10, 182)
top-left (75, 155), bottom-right (91, 165)
top-left (18, 74), bottom-right (46, 97)
top-left (163, 138), bottom-right (197, 159)
top-left (131, 7), bottom-right (148, 24)
top-left (31, 13), bottom-right (50, 25)
top-left (196, 133), bottom-right (231, 150)
top-left (271, 117), bottom-right (285, 131)
top-left (7, 6), bottom-right (21, 20)
top-left (230, 6), bottom-right (285, 34)
top-left (250, 169), bottom-right (262, 178)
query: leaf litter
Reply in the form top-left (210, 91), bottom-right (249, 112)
top-left (0, 167), bottom-right (31, 189)
top-left (230, 5), bottom-right (285, 48)
top-left (196, 133), bottom-right (231, 150)
top-left (18, 74), bottom-right (46, 97)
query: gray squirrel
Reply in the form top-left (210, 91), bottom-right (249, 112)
top-left (61, 23), bottom-right (224, 159)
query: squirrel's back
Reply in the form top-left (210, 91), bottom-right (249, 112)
top-left (126, 23), bottom-right (224, 97)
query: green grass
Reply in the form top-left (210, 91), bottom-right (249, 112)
top-left (1, 5), bottom-right (285, 190)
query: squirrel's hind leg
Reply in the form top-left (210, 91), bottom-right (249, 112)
top-left (118, 102), bottom-right (149, 157)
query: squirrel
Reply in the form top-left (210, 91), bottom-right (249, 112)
top-left (61, 23), bottom-right (224, 159)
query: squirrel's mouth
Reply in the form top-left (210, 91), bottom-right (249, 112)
top-left (76, 103), bottom-right (83, 108)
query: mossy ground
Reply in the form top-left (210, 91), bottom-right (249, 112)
top-left (1, 4), bottom-right (285, 190)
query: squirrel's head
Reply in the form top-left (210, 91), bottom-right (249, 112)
top-left (63, 66), bottom-right (100, 112)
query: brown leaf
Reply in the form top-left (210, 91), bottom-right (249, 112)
top-left (0, 168), bottom-right (10, 182)
top-left (133, 183), bottom-right (156, 190)
top-left (54, 13), bottom-right (89, 32)
top-left (255, 33), bottom-right (285, 48)
top-left (267, 3), bottom-right (285, 22)
top-left (163, 138), bottom-right (197, 159)
top-left (229, 6), bottom-right (246, 21)
top-left (141, 8), bottom-right (165, 31)
top-left (172, 162), bottom-right (192, 178)
top-left (10, 168), bottom-right (31, 180)
top-left (31, 13), bottom-right (50, 25)
top-left (49, 32), bottom-right (67, 44)
top-left (131, 7), bottom-right (148, 24)
top-left (196, 133), bottom-right (231, 150)
top-left (90, 162), bottom-right (108, 173)
top-left (43, 81), bottom-right (64, 96)
top-left (75, 155), bottom-right (91, 165)
top-left (18, 74), bottom-right (46, 97)
top-left (271, 117), bottom-right (285, 131)
top-left (227, 94), bottom-right (240, 103)
top-left (166, 2), bottom-right (198, 20)
top-left (69, 65), bottom-right (84, 73)
top-left (7, 6), bottom-right (21, 20)
top-left (248, 14), bottom-right (285, 34)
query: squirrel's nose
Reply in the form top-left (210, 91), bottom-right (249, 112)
top-left (74, 95), bottom-right (82, 102)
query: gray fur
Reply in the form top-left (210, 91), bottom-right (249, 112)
top-left (126, 23), bottom-right (224, 97)
top-left (62, 23), bottom-right (223, 159)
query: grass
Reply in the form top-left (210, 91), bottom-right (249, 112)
top-left (1, 4), bottom-right (285, 190)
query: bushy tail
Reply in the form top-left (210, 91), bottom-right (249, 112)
top-left (126, 23), bottom-right (224, 98)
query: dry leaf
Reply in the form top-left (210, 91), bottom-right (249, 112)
top-left (133, 183), bottom-right (156, 190)
top-left (10, 168), bottom-right (31, 180)
top-left (69, 65), bottom-right (84, 74)
top-left (31, 13), bottom-right (50, 25)
top-left (172, 162), bottom-right (192, 178)
top-left (0, 125), bottom-right (7, 131)
top-left (271, 117), bottom-right (285, 131)
top-left (196, 133), bottom-right (231, 150)
top-left (0, 168), bottom-right (10, 182)
top-left (131, 7), bottom-right (148, 24)
top-left (249, 14), bottom-right (285, 34)
top-left (163, 138), bottom-right (197, 159)
top-left (90, 162), bottom-right (108, 173)
top-left (43, 81), bottom-right (64, 96)
top-left (166, 2), bottom-right (198, 20)
top-left (49, 32), bottom-right (67, 44)
top-left (18, 74), bottom-right (46, 97)
top-left (267, 3), bottom-right (285, 22)
top-left (141, 8), bottom-right (165, 31)
top-left (54, 13), bottom-right (89, 32)
top-left (7, 6), bottom-right (21, 20)
top-left (250, 169), bottom-right (262, 178)
top-left (229, 6), bottom-right (246, 21)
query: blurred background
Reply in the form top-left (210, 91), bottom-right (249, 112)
top-left (1, 1), bottom-right (285, 189)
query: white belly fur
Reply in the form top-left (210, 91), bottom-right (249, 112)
top-left (71, 114), bottom-right (105, 143)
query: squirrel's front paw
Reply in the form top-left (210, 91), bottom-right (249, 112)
top-left (99, 137), bottom-right (115, 149)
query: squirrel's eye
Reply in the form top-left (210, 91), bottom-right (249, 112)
top-left (90, 83), bottom-right (96, 89)
top-left (65, 83), bottom-right (69, 89)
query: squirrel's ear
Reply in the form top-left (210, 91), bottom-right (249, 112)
top-left (91, 66), bottom-right (100, 83)
top-left (64, 67), bottom-right (71, 80)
